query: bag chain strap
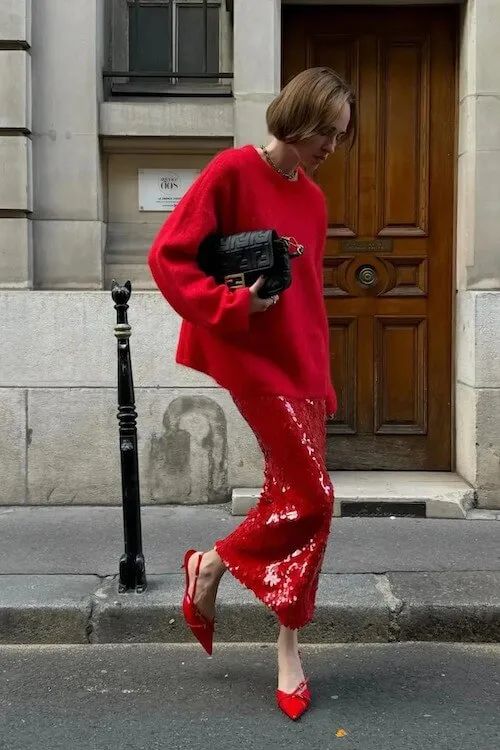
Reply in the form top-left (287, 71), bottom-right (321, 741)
top-left (280, 236), bottom-right (305, 258)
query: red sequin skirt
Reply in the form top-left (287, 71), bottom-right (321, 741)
top-left (215, 395), bottom-right (335, 629)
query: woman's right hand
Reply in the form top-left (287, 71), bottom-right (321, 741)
top-left (249, 276), bottom-right (279, 314)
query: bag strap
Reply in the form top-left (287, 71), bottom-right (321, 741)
top-left (278, 236), bottom-right (305, 258)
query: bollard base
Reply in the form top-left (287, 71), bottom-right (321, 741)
top-left (118, 553), bottom-right (147, 594)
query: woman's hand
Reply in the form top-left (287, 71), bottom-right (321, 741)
top-left (249, 276), bottom-right (279, 314)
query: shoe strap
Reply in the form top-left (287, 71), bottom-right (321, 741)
top-left (292, 680), bottom-right (308, 696)
top-left (277, 680), bottom-right (309, 698)
top-left (191, 552), bottom-right (203, 602)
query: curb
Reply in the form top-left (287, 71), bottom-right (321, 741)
top-left (0, 572), bottom-right (499, 645)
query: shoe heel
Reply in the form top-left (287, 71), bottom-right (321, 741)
top-left (180, 548), bottom-right (215, 656)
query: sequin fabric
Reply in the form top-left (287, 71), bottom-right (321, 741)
top-left (215, 395), bottom-right (335, 629)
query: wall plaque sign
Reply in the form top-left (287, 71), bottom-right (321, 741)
top-left (341, 238), bottom-right (393, 253)
top-left (138, 168), bottom-right (200, 211)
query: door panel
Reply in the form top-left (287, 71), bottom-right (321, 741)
top-left (376, 37), bottom-right (430, 236)
top-left (374, 316), bottom-right (428, 435)
top-left (283, 6), bottom-right (457, 470)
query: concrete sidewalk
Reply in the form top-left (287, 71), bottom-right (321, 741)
top-left (0, 506), bottom-right (499, 645)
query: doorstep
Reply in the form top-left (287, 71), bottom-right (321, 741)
top-left (232, 472), bottom-right (475, 519)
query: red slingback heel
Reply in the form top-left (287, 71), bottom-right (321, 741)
top-left (276, 679), bottom-right (311, 720)
top-left (181, 549), bottom-right (215, 655)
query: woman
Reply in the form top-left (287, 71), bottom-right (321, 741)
top-left (148, 67), bottom-right (355, 720)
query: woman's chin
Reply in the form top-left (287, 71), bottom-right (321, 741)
top-left (299, 158), bottom-right (321, 176)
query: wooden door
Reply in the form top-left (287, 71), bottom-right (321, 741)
top-left (283, 5), bottom-right (457, 470)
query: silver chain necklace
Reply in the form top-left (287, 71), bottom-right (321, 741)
top-left (260, 146), bottom-right (298, 181)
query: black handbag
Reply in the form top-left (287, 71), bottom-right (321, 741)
top-left (197, 229), bottom-right (304, 299)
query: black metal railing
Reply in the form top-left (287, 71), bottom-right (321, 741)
top-left (103, 72), bottom-right (233, 79)
top-left (111, 280), bottom-right (147, 594)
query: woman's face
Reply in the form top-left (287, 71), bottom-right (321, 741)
top-left (293, 101), bottom-right (351, 172)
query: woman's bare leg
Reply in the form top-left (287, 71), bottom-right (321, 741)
top-left (277, 625), bottom-right (305, 693)
top-left (186, 547), bottom-right (226, 621)
top-left (186, 547), bottom-right (306, 693)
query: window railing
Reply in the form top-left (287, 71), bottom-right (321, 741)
top-left (104, 0), bottom-right (233, 97)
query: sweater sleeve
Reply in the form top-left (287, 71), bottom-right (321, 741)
top-left (147, 152), bottom-right (252, 336)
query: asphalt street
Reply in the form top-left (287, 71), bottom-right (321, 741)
top-left (0, 643), bottom-right (498, 750)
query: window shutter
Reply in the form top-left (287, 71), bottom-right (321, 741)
top-left (177, 4), bottom-right (219, 77)
top-left (129, 2), bottom-right (173, 72)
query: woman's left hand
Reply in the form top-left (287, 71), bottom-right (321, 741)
top-left (249, 276), bottom-right (279, 314)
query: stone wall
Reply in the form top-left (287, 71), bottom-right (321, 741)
top-left (456, 0), bottom-right (500, 508)
top-left (31, 0), bottom-right (105, 289)
top-left (0, 292), bottom-right (263, 505)
top-left (0, 0), bottom-right (32, 288)
top-left (0, 0), bottom-right (266, 507)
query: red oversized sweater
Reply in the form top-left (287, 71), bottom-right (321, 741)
top-left (148, 144), bottom-right (337, 415)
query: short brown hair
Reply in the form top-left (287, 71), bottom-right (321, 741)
top-left (266, 67), bottom-right (356, 144)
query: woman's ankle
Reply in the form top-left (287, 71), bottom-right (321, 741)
top-left (278, 625), bottom-right (298, 644)
top-left (201, 548), bottom-right (226, 579)
top-left (278, 632), bottom-right (300, 661)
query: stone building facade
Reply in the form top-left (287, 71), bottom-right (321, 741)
top-left (0, 0), bottom-right (498, 512)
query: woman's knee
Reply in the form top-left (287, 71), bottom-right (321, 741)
top-left (296, 484), bottom-right (333, 529)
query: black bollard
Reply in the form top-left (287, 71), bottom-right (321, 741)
top-left (111, 280), bottom-right (147, 593)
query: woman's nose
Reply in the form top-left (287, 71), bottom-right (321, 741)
top-left (325, 138), bottom-right (336, 154)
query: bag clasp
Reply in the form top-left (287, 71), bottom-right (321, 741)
top-left (224, 272), bottom-right (246, 289)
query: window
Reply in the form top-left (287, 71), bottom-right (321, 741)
top-left (106, 0), bottom-right (233, 96)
